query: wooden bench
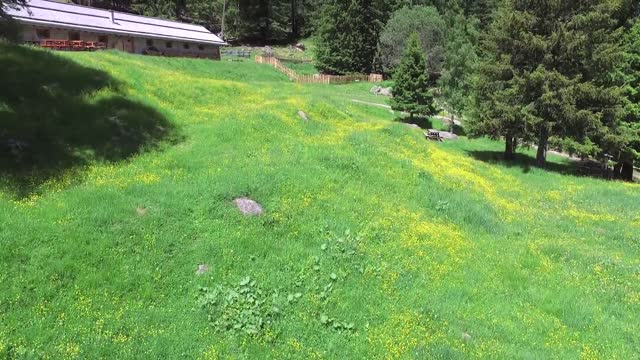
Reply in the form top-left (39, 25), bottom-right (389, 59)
top-left (35, 39), bottom-right (106, 51)
top-left (425, 129), bottom-right (443, 142)
top-left (39, 39), bottom-right (69, 50)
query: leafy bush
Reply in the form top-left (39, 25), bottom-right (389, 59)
top-left (198, 277), bottom-right (283, 338)
top-left (376, 6), bottom-right (446, 78)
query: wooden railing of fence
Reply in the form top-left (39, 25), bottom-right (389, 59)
top-left (256, 55), bottom-right (383, 84)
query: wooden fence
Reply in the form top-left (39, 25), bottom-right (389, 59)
top-left (256, 55), bottom-right (383, 84)
top-left (275, 56), bottom-right (313, 63)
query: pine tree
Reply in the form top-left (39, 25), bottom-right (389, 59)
top-left (608, 19), bottom-right (640, 180)
top-left (390, 33), bottom-right (437, 121)
top-left (468, 0), bottom-right (627, 167)
top-left (438, 13), bottom-right (478, 128)
top-left (314, 0), bottom-right (381, 75)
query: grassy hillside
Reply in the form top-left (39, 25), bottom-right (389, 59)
top-left (1, 44), bottom-right (639, 359)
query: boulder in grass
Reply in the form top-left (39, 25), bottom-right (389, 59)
top-left (233, 197), bottom-right (264, 216)
top-left (196, 264), bottom-right (209, 275)
top-left (136, 206), bottom-right (147, 216)
top-left (377, 87), bottom-right (393, 97)
top-left (462, 332), bottom-right (472, 343)
top-left (298, 110), bottom-right (309, 121)
top-left (438, 131), bottom-right (459, 140)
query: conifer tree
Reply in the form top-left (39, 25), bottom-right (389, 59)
top-left (469, 0), bottom-right (627, 167)
top-left (314, 0), bottom-right (381, 75)
top-left (0, 0), bottom-right (26, 17)
top-left (390, 33), bottom-right (437, 121)
top-left (439, 13), bottom-right (478, 128)
top-left (608, 19), bottom-right (640, 180)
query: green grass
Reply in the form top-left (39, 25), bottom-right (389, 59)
top-left (1, 44), bottom-right (640, 359)
top-left (222, 38), bottom-right (316, 63)
top-left (271, 38), bottom-right (315, 61)
top-left (281, 60), bottom-right (318, 75)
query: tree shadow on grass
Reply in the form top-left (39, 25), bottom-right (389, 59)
top-left (0, 43), bottom-right (180, 198)
top-left (394, 116), bottom-right (433, 130)
top-left (467, 150), bottom-right (610, 180)
top-left (451, 124), bottom-right (466, 136)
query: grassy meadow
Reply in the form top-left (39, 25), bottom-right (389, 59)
top-left (1, 44), bottom-right (639, 359)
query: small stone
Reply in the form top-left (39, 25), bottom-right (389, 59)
top-left (462, 332), bottom-right (472, 343)
top-left (196, 264), bottom-right (209, 275)
top-left (298, 110), bottom-right (309, 121)
top-left (404, 123), bottom-right (421, 129)
top-left (136, 206), bottom-right (147, 216)
top-left (233, 197), bottom-right (264, 216)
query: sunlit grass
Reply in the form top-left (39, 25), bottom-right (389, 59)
top-left (1, 46), bottom-right (639, 359)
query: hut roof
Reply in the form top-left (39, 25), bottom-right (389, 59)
top-left (3, 0), bottom-right (226, 45)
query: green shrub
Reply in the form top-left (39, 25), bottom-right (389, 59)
top-left (198, 277), bottom-right (283, 338)
top-left (376, 6), bottom-right (446, 78)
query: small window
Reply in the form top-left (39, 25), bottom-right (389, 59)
top-left (183, 43), bottom-right (190, 50)
top-left (36, 29), bottom-right (50, 39)
top-left (166, 41), bottom-right (173, 48)
top-left (198, 44), bottom-right (204, 51)
top-left (68, 32), bottom-right (81, 41)
top-left (146, 39), bottom-right (153, 46)
top-left (98, 35), bottom-right (108, 43)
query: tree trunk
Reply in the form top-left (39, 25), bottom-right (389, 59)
top-left (291, 0), bottom-right (298, 38)
top-left (504, 135), bottom-right (515, 161)
top-left (536, 127), bottom-right (548, 167)
top-left (613, 161), bottom-right (622, 179)
top-left (620, 160), bottom-right (634, 182)
top-left (175, 0), bottom-right (186, 21)
top-left (409, 112), bottom-right (414, 121)
top-left (220, 0), bottom-right (227, 39)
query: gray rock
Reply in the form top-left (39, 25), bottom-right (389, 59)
top-left (196, 264), bottom-right (209, 275)
top-left (436, 116), bottom-right (463, 127)
top-left (404, 123), bottom-right (421, 129)
top-left (377, 87), bottom-right (393, 97)
top-left (370, 86), bottom-right (392, 97)
top-left (438, 131), bottom-right (459, 140)
top-left (298, 110), bottom-right (309, 121)
top-left (233, 197), bottom-right (264, 216)
top-left (462, 332), bottom-right (472, 343)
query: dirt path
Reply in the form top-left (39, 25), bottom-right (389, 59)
top-left (350, 99), bottom-right (392, 109)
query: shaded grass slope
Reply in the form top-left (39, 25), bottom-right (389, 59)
top-left (0, 44), bottom-right (178, 197)
top-left (0, 45), bottom-right (639, 359)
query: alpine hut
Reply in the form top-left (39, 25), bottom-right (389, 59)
top-left (2, 0), bottom-right (226, 59)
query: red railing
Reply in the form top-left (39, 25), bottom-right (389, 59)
top-left (34, 39), bottom-right (107, 51)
